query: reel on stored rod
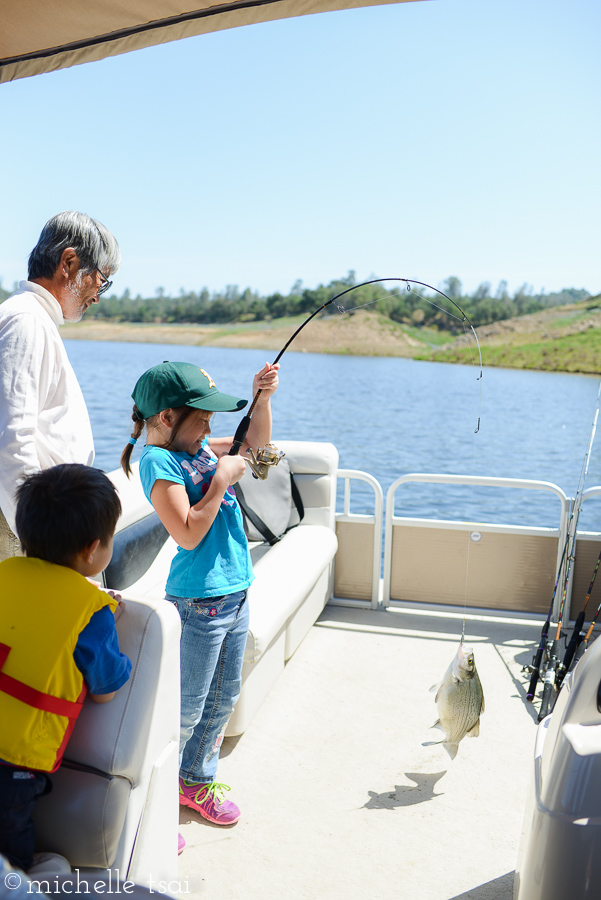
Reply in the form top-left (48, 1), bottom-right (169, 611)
top-left (247, 443), bottom-right (285, 480)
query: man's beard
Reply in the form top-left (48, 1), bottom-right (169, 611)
top-left (63, 270), bottom-right (88, 323)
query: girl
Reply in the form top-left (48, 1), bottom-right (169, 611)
top-left (122, 359), bottom-right (279, 828)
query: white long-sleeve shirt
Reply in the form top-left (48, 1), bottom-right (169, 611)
top-left (0, 281), bottom-right (94, 532)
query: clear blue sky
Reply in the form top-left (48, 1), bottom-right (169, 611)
top-left (0, 0), bottom-right (599, 300)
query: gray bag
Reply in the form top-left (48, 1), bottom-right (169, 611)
top-left (233, 457), bottom-right (304, 544)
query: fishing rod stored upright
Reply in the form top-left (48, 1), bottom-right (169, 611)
top-left (572, 582), bottom-right (601, 667)
top-left (535, 381), bottom-right (601, 721)
top-left (556, 546), bottom-right (601, 689)
top-left (526, 536), bottom-right (570, 702)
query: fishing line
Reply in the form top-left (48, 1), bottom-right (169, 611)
top-left (406, 288), bottom-right (465, 323)
top-left (226, 275), bottom-right (485, 654)
top-left (315, 281), bottom-right (483, 647)
top-left (406, 285), bottom-right (482, 383)
top-left (400, 285), bottom-right (481, 639)
top-left (228, 276), bottom-right (484, 643)
top-left (459, 428), bottom-right (482, 646)
top-left (339, 285), bottom-right (469, 327)
top-left (323, 304), bottom-right (348, 356)
top-left (229, 276), bottom-right (484, 455)
top-left (404, 284), bottom-right (481, 641)
top-left (318, 283), bottom-right (483, 416)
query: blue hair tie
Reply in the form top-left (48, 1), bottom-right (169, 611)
top-left (128, 437), bottom-right (137, 446)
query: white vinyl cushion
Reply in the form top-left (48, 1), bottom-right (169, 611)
top-left (245, 525), bottom-right (338, 663)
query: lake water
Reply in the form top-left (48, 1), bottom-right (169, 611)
top-left (65, 339), bottom-right (601, 531)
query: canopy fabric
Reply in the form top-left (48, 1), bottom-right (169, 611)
top-left (0, 0), bottom-right (424, 83)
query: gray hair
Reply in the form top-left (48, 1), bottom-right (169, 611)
top-left (28, 211), bottom-right (121, 280)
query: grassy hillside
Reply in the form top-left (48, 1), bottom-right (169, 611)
top-left (424, 297), bottom-right (601, 373)
top-left (61, 297), bottom-right (601, 374)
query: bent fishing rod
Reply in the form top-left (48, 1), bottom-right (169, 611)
top-left (228, 277), bottom-right (483, 458)
top-left (537, 381), bottom-right (601, 721)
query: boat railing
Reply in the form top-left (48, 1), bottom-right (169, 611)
top-left (332, 468), bottom-right (383, 609)
top-left (382, 473), bottom-right (571, 617)
top-left (327, 468), bottom-right (601, 619)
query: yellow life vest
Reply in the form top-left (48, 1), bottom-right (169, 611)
top-left (0, 557), bottom-right (118, 772)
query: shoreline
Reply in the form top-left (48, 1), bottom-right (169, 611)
top-left (61, 310), bottom-right (601, 375)
top-left (60, 310), bottom-right (421, 358)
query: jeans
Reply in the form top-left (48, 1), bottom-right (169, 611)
top-left (166, 590), bottom-right (249, 784)
top-left (0, 765), bottom-right (51, 870)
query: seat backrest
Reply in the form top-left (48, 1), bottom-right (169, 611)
top-left (33, 595), bottom-right (181, 871)
top-left (104, 513), bottom-right (169, 591)
top-left (272, 441), bottom-right (338, 530)
top-left (103, 463), bottom-right (167, 591)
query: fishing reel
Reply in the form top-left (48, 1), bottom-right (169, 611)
top-left (247, 443), bottom-right (285, 480)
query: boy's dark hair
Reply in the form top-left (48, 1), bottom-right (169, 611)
top-left (15, 464), bottom-right (122, 566)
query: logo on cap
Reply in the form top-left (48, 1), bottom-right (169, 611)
top-left (200, 369), bottom-right (216, 389)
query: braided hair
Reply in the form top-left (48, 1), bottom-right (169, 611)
top-left (121, 404), bottom-right (202, 477)
top-left (121, 405), bottom-right (146, 477)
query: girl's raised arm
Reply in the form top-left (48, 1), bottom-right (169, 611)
top-left (208, 363), bottom-right (279, 456)
top-left (245, 362), bottom-right (279, 452)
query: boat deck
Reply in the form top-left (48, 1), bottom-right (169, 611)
top-left (177, 603), bottom-right (545, 900)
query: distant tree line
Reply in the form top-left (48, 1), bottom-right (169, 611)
top-left (0, 273), bottom-right (591, 334)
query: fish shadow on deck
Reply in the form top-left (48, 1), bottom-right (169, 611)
top-left (448, 871), bottom-right (514, 899)
top-left (364, 771), bottom-right (446, 810)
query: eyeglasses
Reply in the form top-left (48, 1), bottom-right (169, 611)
top-left (94, 265), bottom-right (113, 296)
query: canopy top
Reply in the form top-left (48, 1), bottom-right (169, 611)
top-left (0, 0), bottom-right (423, 83)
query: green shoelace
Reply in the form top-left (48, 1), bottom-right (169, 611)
top-left (182, 780), bottom-right (232, 804)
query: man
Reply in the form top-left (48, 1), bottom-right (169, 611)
top-left (0, 211), bottom-right (120, 560)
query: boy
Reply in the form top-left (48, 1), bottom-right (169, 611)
top-left (0, 464), bottom-right (131, 872)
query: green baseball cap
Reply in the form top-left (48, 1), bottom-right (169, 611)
top-left (132, 361), bottom-right (248, 419)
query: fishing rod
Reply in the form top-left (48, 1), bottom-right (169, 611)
top-left (526, 536), bottom-right (570, 701)
top-left (538, 559), bottom-right (576, 721)
top-left (572, 586), bottom-right (601, 665)
top-left (555, 546), bottom-right (601, 688)
top-left (228, 277), bottom-right (483, 458)
top-left (537, 381), bottom-right (601, 721)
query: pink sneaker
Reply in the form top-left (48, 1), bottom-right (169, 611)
top-left (178, 833), bottom-right (186, 855)
top-left (179, 778), bottom-right (241, 825)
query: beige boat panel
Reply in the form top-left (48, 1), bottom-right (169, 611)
top-left (334, 520), bottom-right (374, 601)
top-left (0, 0), bottom-right (425, 83)
top-left (571, 537), bottom-right (601, 618)
top-left (390, 525), bottom-right (558, 613)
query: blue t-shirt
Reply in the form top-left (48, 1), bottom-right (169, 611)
top-left (139, 440), bottom-right (253, 599)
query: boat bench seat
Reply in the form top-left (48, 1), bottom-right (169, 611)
top-left (32, 595), bottom-right (181, 882)
top-left (26, 442), bottom-right (336, 883)
top-left (105, 440), bottom-right (339, 735)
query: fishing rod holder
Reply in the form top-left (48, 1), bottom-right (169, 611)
top-left (247, 443), bottom-right (285, 480)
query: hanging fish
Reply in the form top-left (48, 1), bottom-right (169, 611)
top-left (427, 643), bottom-right (485, 760)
